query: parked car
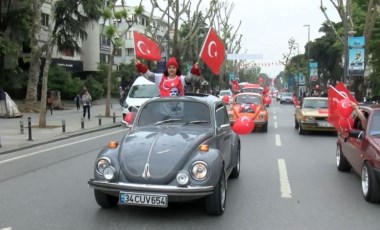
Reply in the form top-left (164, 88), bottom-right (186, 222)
top-left (122, 76), bottom-right (159, 126)
top-left (294, 97), bottom-right (335, 135)
top-left (336, 104), bottom-right (380, 202)
top-left (228, 92), bottom-right (268, 132)
top-left (88, 94), bottom-right (241, 215)
top-left (280, 92), bottom-right (293, 104)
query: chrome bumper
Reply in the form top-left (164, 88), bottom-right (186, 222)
top-left (88, 179), bottom-right (215, 196)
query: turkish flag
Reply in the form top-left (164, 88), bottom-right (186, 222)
top-left (133, 31), bottom-right (161, 61)
top-left (199, 27), bottom-right (225, 75)
top-left (328, 82), bottom-right (357, 131)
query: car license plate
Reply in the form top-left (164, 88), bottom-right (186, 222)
top-left (119, 192), bottom-right (168, 207)
top-left (318, 121), bottom-right (332, 127)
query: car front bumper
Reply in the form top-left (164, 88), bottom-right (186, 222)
top-left (88, 179), bottom-right (215, 198)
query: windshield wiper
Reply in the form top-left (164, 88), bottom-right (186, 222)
top-left (154, 118), bottom-right (182, 125)
top-left (182, 120), bottom-right (210, 126)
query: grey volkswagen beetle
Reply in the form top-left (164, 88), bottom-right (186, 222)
top-left (88, 94), bottom-right (241, 215)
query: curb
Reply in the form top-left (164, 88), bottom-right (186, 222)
top-left (0, 123), bottom-right (122, 155)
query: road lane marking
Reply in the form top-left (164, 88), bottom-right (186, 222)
top-left (1, 228), bottom-right (12, 230)
top-left (275, 134), bottom-right (281, 146)
top-left (274, 122), bottom-right (278, 129)
top-left (273, 115), bottom-right (277, 120)
top-left (0, 129), bottom-right (125, 165)
top-left (278, 159), bottom-right (292, 198)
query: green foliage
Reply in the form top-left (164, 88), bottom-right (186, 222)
top-left (105, 26), bottom-right (116, 38)
top-left (83, 76), bottom-right (104, 100)
top-left (48, 66), bottom-right (81, 99)
top-left (102, 7), bottom-right (112, 19)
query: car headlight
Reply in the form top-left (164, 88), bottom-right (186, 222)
top-left (305, 116), bottom-right (315, 122)
top-left (96, 157), bottom-right (111, 175)
top-left (176, 171), bottom-right (190, 186)
top-left (191, 161), bottom-right (208, 180)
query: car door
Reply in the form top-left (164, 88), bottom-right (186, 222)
top-left (345, 110), bottom-right (370, 173)
top-left (215, 103), bottom-right (232, 168)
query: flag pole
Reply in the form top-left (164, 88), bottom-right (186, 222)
top-left (328, 83), bottom-right (348, 99)
top-left (197, 27), bottom-right (212, 63)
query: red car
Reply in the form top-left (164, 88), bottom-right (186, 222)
top-left (336, 104), bottom-right (380, 202)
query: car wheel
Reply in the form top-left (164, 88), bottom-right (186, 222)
top-left (295, 119), bottom-right (299, 129)
top-left (298, 124), bottom-right (305, 135)
top-left (262, 124), bottom-right (268, 132)
top-left (230, 144), bottom-right (240, 179)
top-left (205, 169), bottom-right (226, 215)
top-left (361, 162), bottom-right (380, 203)
top-left (94, 189), bottom-right (119, 208)
top-left (336, 145), bottom-right (351, 172)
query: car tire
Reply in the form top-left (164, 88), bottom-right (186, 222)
top-left (298, 124), bottom-right (305, 135)
top-left (295, 119), bottom-right (299, 129)
top-left (361, 162), bottom-right (380, 203)
top-left (262, 124), bottom-right (268, 132)
top-left (336, 145), bottom-right (351, 172)
top-left (94, 189), bottom-right (119, 208)
top-left (205, 169), bottom-right (226, 215)
top-left (230, 144), bottom-right (240, 179)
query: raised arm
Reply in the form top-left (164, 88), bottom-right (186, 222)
top-left (135, 59), bottom-right (161, 84)
top-left (183, 62), bottom-right (201, 85)
top-left (350, 101), bottom-right (367, 129)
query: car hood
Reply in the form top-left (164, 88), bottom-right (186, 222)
top-left (118, 126), bottom-right (213, 184)
top-left (300, 108), bottom-right (329, 117)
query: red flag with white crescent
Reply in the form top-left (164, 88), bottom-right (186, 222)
top-left (199, 27), bottom-right (225, 75)
top-left (133, 31), bottom-right (161, 61)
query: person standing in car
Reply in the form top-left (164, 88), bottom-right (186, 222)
top-left (82, 90), bottom-right (92, 120)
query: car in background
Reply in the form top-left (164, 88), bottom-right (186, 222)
top-left (276, 92), bottom-right (282, 101)
top-left (218, 89), bottom-right (233, 102)
top-left (280, 92), bottom-right (293, 104)
top-left (294, 97), bottom-right (334, 135)
top-left (88, 94), bottom-right (241, 215)
top-left (122, 76), bottom-right (159, 126)
top-left (336, 104), bottom-right (380, 203)
top-left (228, 92), bottom-right (269, 132)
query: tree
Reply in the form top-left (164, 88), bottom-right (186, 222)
top-left (100, 1), bottom-right (143, 117)
top-left (37, 0), bottom-right (103, 127)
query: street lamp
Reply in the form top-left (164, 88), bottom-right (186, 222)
top-left (294, 42), bottom-right (300, 97)
top-left (303, 24), bottom-right (310, 94)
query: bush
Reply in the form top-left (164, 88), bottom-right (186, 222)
top-left (83, 76), bottom-right (104, 100)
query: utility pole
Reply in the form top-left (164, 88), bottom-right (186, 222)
top-left (303, 24), bottom-right (310, 94)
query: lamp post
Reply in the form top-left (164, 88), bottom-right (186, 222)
top-left (303, 24), bottom-right (310, 94)
top-left (166, 0), bottom-right (171, 59)
top-left (294, 42), bottom-right (300, 97)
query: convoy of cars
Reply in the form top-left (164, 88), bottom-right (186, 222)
top-left (294, 97), bottom-right (335, 135)
top-left (89, 94), bottom-right (241, 215)
top-left (336, 104), bottom-right (380, 203)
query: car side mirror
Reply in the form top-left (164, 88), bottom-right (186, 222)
top-left (348, 129), bottom-right (365, 139)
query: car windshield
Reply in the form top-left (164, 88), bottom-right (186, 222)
top-left (369, 110), bottom-right (380, 136)
top-left (241, 88), bottom-right (263, 94)
top-left (235, 95), bottom-right (261, 104)
top-left (302, 99), bottom-right (328, 109)
top-left (282, 93), bottom-right (292, 97)
top-left (137, 100), bottom-right (211, 126)
top-left (129, 84), bottom-right (159, 98)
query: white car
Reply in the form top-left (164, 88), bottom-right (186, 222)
top-left (122, 76), bottom-right (159, 126)
top-left (218, 89), bottom-right (233, 102)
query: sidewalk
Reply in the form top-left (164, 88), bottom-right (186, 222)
top-left (0, 98), bottom-right (124, 154)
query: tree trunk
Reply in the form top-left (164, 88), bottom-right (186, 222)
top-left (105, 48), bottom-right (116, 117)
top-left (24, 0), bottom-right (42, 112)
top-left (38, 45), bottom-right (53, 127)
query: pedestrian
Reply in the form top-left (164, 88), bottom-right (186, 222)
top-left (74, 93), bottom-right (81, 110)
top-left (135, 57), bottom-right (201, 97)
top-left (81, 90), bottom-right (92, 120)
top-left (46, 93), bottom-right (53, 115)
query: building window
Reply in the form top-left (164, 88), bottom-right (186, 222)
top-left (100, 35), bottom-right (111, 46)
top-left (115, 48), bottom-right (122, 57)
top-left (41, 13), bottom-right (49, 27)
top-left (126, 31), bottom-right (133, 39)
top-left (100, 53), bottom-right (109, 64)
top-left (60, 49), bottom-right (74, 57)
top-left (126, 48), bottom-right (134, 56)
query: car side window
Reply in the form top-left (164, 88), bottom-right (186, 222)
top-left (215, 104), bottom-right (229, 127)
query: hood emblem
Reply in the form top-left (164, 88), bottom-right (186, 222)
top-left (142, 163), bottom-right (151, 178)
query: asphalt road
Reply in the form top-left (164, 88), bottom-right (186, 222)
top-left (1, 101), bottom-right (380, 230)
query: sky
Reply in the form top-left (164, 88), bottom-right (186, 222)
top-left (118, 0), bottom-right (341, 78)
